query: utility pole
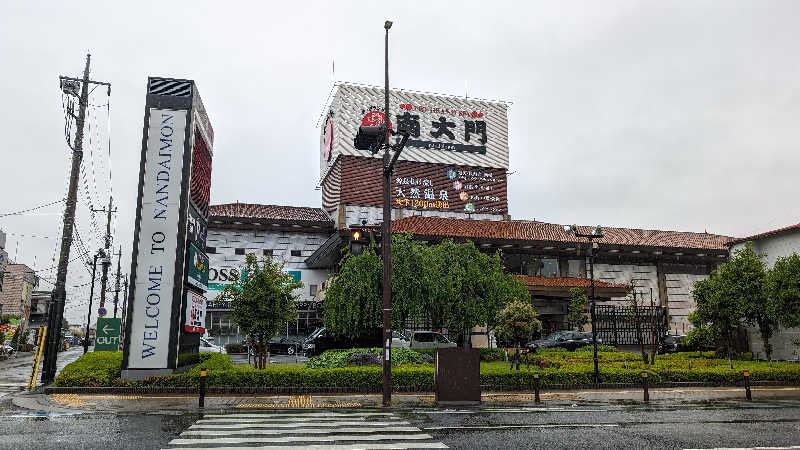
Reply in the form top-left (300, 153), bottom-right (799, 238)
top-left (113, 246), bottom-right (121, 317)
top-left (42, 54), bottom-right (110, 383)
top-left (93, 196), bottom-right (116, 310)
top-left (83, 251), bottom-right (101, 354)
top-left (120, 274), bottom-right (128, 345)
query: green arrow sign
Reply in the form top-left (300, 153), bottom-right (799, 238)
top-left (94, 317), bottom-right (121, 352)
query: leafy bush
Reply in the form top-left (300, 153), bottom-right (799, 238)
top-left (307, 348), bottom-right (428, 369)
top-left (225, 343), bottom-right (245, 354)
top-left (574, 344), bottom-right (618, 353)
top-left (55, 352), bottom-right (123, 387)
top-left (479, 348), bottom-right (506, 361)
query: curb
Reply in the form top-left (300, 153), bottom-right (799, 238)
top-left (44, 381), bottom-right (800, 396)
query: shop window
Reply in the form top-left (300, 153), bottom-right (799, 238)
top-left (206, 246), bottom-right (216, 254)
top-left (309, 284), bottom-right (318, 297)
top-left (263, 249), bottom-right (273, 258)
top-left (291, 249), bottom-right (302, 257)
top-left (235, 248), bottom-right (245, 255)
top-left (527, 257), bottom-right (559, 277)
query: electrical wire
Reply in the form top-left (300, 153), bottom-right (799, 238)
top-left (0, 199), bottom-right (66, 218)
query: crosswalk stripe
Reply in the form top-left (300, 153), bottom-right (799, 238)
top-left (196, 417), bottom-right (397, 424)
top-left (163, 444), bottom-right (449, 450)
top-left (203, 412), bottom-right (392, 419)
top-left (165, 410), bottom-right (449, 449)
top-left (182, 426), bottom-right (422, 436)
top-left (169, 434), bottom-right (434, 445)
top-left (191, 421), bottom-right (411, 429)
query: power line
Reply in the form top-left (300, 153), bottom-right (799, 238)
top-left (0, 198), bottom-right (65, 218)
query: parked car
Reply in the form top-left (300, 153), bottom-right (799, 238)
top-left (659, 334), bottom-right (685, 354)
top-left (392, 331), bottom-right (410, 348)
top-left (199, 337), bottom-right (226, 354)
top-left (408, 331), bottom-right (457, 350)
top-left (263, 337), bottom-right (300, 355)
top-left (301, 327), bottom-right (382, 356)
top-left (526, 330), bottom-right (599, 352)
top-left (1, 343), bottom-right (14, 356)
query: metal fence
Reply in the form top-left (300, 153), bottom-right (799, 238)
top-left (594, 305), bottom-right (667, 346)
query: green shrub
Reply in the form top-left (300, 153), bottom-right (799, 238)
top-left (307, 348), bottom-right (428, 369)
top-left (55, 352), bottom-right (123, 387)
top-left (225, 343), bottom-right (245, 353)
top-left (479, 348), bottom-right (506, 361)
top-left (574, 344), bottom-right (618, 352)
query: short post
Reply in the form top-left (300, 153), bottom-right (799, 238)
top-left (641, 371), bottom-right (649, 403)
top-left (534, 372), bottom-right (541, 404)
top-left (199, 367), bottom-right (207, 408)
top-left (743, 370), bottom-right (751, 401)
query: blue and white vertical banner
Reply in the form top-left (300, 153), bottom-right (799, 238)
top-left (128, 108), bottom-right (187, 369)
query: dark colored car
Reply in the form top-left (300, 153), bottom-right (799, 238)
top-left (301, 327), bottom-right (381, 357)
top-left (526, 330), bottom-right (601, 352)
top-left (659, 335), bottom-right (685, 354)
top-left (267, 337), bottom-right (300, 355)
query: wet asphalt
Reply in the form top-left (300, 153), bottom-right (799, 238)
top-left (0, 401), bottom-right (798, 449)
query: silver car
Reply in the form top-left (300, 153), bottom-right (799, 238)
top-left (409, 331), bottom-right (457, 349)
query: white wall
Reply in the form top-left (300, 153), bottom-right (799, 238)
top-left (731, 228), bottom-right (800, 360)
top-left (205, 227), bottom-right (333, 303)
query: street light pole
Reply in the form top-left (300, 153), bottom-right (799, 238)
top-left (381, 19), bottom-right (393, 408)
top-left (565, 224), bottom-right (604, 385)
top-left (83, 251), bottom-right (101, 354)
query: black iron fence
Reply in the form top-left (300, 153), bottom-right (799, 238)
top-left (594, 305), bottom-right (667, 346)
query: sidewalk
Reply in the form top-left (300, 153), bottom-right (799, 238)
top-left (11, 385), bottom-right (800, 414)
top-left (0, 346), bottom-right (84, 401)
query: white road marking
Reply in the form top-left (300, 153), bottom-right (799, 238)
top-left (163, 444), bottom-right (449, 450)
top-left (191, 421), bottom-right (411, 429)
top-left (203, 412), bottom-right (392, 418)
top-left (168, 433), bottom-right (435, 444)
top-left (181, 426), bottom-right (422, 436)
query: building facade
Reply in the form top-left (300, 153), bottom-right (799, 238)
top-left (729, 223), bottom-right (800, 360)
top-left (203, 203), bottom-right (335, 345)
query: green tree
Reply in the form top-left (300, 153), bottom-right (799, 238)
top-left (217, 253), bottom-right (301, 368)
top-left (323, 247), bottom-right (383, 339)
top-left (323, 236), bottom-right (529, 345)
top-left (692, 242), bottom-right (767, 360)
top-left (766, 253), bottom-right (800, 331)
top-left (567, 287), bottom-right (589, 331)
top-left (494, 298), bottom-right (541, 370)
top-left (684, 316), bottom-right (714, 357)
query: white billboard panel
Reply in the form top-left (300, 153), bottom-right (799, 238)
top-left (320, 83), bottom-right (510, 179)
top-left (127, 108), bottom-right (187, 369)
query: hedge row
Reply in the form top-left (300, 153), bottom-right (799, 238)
top-left (56, 352), bottom-right (800, 389)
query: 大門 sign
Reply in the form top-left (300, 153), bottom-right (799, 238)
top-left (320, 83), bottom-right (510, 179)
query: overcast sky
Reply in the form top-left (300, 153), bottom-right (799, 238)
top-left (2, 1), bottom-right (799, 324)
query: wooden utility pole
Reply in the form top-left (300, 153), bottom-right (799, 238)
top-left (42, 54), bottom-right (110, 383)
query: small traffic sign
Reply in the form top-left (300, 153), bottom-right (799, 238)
top-left (97, 307), bottom-right (107, 317)
top-left (94, 317), bottom-right (121, 351)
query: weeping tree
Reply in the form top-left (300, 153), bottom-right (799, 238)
top-left (323, 235), bottom-right (530, 345)
top-left (217, 253), bottom-right (300, 368)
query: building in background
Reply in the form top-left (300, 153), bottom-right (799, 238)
top-left (0, 230), bottom-right (8, 293)
top-left (728, 223), bottom-right (800, 360)
top-left (0, 263), bottom-right (38, 346)
top-left (320, 83), bottom-right (510, 228)
top-left (204, 203), bottom-right (335, 345)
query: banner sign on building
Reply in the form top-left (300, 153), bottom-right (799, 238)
top-left (328, 156), bottom-right (508, 215)
top-left (320, 83), bottom-right (510, 179)
top-left (186, 243), bottom-right (209, 291)
top-left (184, 290), bottom-right (206, 334)
top-left (125, 107), bottom-right (188, 370)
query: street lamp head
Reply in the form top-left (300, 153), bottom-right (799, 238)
top-left (592, 225), bottom-right (604, 237)
top-left (384, 20), bottom-right (393, 30)
top-left (563, 224), bottom-right (577, 235)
